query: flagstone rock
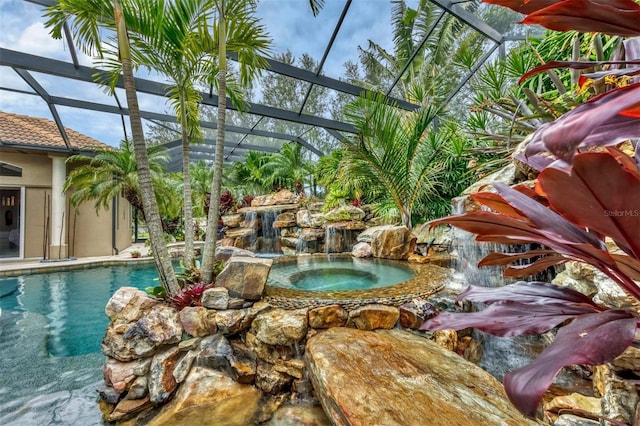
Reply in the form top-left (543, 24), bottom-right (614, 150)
top-left (324, 205), bottom-right (365, 222)
top-left (347, 304), bottom-right (399, 330)
top-left (146, 367), bottom-right (261, 426)
top-left (251, 189), bottom-right (297, 207)
top-left (305, 328), bottom-right (538, 426)
top-left (273, 212), bottom-right (297, 228)
top-left (222, 214), bottom-right (243, 228)
top-left (297, 210), bottom-right (326, 228)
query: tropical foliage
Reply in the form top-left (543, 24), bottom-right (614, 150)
top-left (63, 139), bottom-right (168, 215)
top-left (199, 0), bottom-right (271, 284)
top-left (421, 0), bottom-right (640, 418)
top-left (45, 0), bottom-right (180, 295)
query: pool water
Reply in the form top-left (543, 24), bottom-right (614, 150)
top-left (0, 264), bottom-right (157, 425)
top-left (0, 264), bottom-right (155, 357)
top-left (267, 257), bottom-right (414, 291)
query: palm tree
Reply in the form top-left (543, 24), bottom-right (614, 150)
top-left (44, 0), bottom-right (180, 295)
top-left (63, 139), bottom-right (170, 216)
top-left (262, 142), bottom-right (315, 195)
top-left (126, 0), bottom-right (219, 267)
top-left (228, 150), bottom-right (271, 196)
top-left (340, 92), bottom-right (446, 229)
top-left (199, 0), bottom-right (270, 283)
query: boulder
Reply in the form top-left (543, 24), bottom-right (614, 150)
top-left (324, 205), bottom-right (365, 222)
top-left (347, 304), bottom-right (399, 330)
top-left (215, 308), bottom-right (253, 335)
top-left (215, 246), bottom-right (256, 262)
top-left (146, 367), bottom-right (261, 426)
top-left (351, 242), bottom-right (372, 258)
top-left (148, 347), bottom-right (181, 405)
top-left (178, 306), bottom-right (217, 337)
top-left (375, 228), bottom-right (415, 259)
top-left (356, 225), bottom-right (396, 243)
top-left (370, 225), bottom-right (416, 260)
top-left (413, 223), bottom-right (454, 246)
top-left (103, 358), bottom-right (150, 392)
top-left (300, 228), bottom-right (325, 241)
top-left (216, 257), bottom-right (273, 300)
top-left (256, 360), bottom-right (293, 394)
top-left (265, 404), bottom-right (332, 426)
top-left (201, 287), bottom-right (230, 310)
top-left (105, 287), bottom-right (158, 323)
top-left (308, 305), bottom-right (348, 329)
top-left (253, 308), bottom-right (309, 346)
top-left (398, 298), bottom-right (438, 330)
top-left (305, 328), bottom-right (538, 426)
top-left (102, 304), bottom-right (183, 362)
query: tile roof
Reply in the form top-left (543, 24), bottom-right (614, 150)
top-left (0, 111), bottom-right (109, 151)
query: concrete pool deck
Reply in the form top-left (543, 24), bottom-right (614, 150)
top-left (0, 242), bottom-right (151, 277)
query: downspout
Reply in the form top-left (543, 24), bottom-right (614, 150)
top-left (112, 196), bottom-right (119, 255)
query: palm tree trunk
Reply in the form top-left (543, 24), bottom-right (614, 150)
top-left (201, 8), bottom-right (227, 284)
top-left (401, 208), bottom-right (412, 230)
top-left (180, 93), bottom-right (195, 268)
top-left (114, 0), bottom-right (179, 295)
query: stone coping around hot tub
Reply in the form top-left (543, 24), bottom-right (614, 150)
top-left (264, 253), bottom-right (449, 309)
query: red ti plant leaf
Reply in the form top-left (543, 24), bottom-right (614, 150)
top-left (521, 0), bottom-right (640, 37)
top-left (523, 83), bottom-right (640, 165)
top-left (503, 310), bottom-right (638, 417)
top-left (420, 282), bottom-right (603, 337)
top-left (482, 0), bottom-right (558, 14)
top-left (539, 150), bottom-right (640, 259)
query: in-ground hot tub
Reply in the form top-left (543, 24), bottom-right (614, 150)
top-left (265, 254), bottom-right (449, 309)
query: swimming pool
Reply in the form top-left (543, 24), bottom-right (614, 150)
top-left (0, 264), bottom-right (156, 425)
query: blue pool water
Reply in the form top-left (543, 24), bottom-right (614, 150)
top-left (267, 257), bottom-right (414, 291)
top-left (0, 264), bottom-right (155, 357)
top-left (0, 264), bottom-right (158, 425)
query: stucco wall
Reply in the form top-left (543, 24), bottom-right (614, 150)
top-left (2, 150), bottom-right (132, 258)
top-left (24, 187), bottom-right (49, 259)
top-left (70, 196), bottom-right (132, 257)
top-left (0, 152), bottom-right (52, 187)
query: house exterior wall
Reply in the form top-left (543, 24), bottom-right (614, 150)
top-left (0, 149), bottom-right (132, 259)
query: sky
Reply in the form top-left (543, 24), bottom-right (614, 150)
top-left (0, 0), bottom-right (415, 147)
